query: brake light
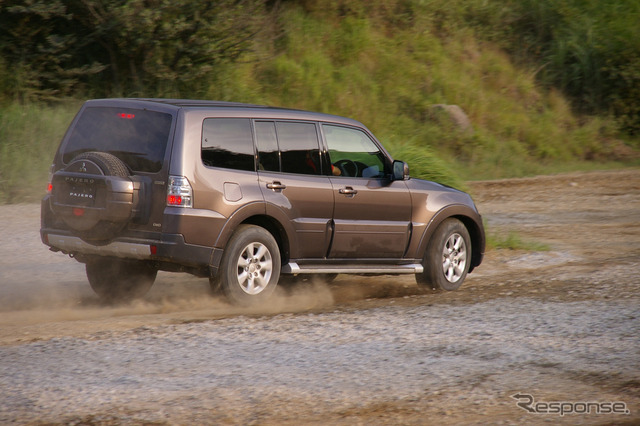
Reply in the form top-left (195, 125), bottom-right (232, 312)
top-left (47, 163), bottom-right (54, 193)
top-left (167, 195), bottom-right (183, 205)
top-left (118, 113), bottom-right (135, 119)
top-left (167, 176), bottom-right (192, 207)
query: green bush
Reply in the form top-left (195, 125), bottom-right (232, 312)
top-left (495, 0), bottom-right (640, 134)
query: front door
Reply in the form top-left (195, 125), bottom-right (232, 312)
top-left (323, 124), bottom-right (412, 259)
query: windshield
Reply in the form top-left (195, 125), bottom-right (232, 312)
top-left (62, 106), bottom-right (173, 173)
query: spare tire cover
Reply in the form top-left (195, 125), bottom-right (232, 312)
top-left (52, 152), bottom-right (133, 242)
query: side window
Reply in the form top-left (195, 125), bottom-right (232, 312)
top-left (255, 121), bottom-right (280, 172)
top-left (323, 124), bottom-right (386, 178)
top-left (201, 118), bottom-right (254, 171)
top-left (277, 122), bottom-right (322, 175)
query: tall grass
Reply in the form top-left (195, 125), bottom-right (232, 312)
top-left (247, 3), bottom-right (637, 181)
top-left (0, 102), bottom-right (79, 203)
top-left (486, 229), bottom-right (550, 252)
top-left (475, 0), bottom-right (640, 133)
top-left (0, 0), bottom-right (637, 204)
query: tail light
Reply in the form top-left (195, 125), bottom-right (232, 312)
top-left (167, 176), bottom-right (193, 207)
top-left (46, 163), bottom-right (55, 194)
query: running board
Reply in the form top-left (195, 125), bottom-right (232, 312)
top-left (282, 262), bottom-right (423, 275)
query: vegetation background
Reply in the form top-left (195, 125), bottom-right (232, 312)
top-left (0, 0), bottom-right (638, 204)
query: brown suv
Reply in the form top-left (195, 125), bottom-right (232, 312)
top-left (41, 99), bottom-right (484, 305)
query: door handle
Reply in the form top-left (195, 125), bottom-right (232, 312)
top-left (266, 181), bottom-right (286, 191)
top-left (339, 186), bottom-right (358, 195)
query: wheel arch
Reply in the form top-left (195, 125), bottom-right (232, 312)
top-left (241, 215), bottom-right (291, 266)
top-left (454, 214), bottom-right (485, 273)
top-left (417, 205), bottom-right (485, 273)
top-left (213, 202), bottom-right (294, 267)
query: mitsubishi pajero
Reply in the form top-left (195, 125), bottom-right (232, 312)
top-left (41, 99), bottom-right (485, 305)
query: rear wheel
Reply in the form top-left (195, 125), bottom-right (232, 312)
top-left (86, 258), bottom-right (157, 302)
top-left (416, 218), bottom-right (471, 291)
top-left (216, 225), bottom-right (281, 306)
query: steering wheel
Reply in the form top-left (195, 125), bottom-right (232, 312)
top-left (334, 159), bottom-right (359, 177)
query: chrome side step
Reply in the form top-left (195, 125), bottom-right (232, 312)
top-left (282, 262), bottom-right (423, 275)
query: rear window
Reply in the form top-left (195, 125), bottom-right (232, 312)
top-left (62, 106), bottom-right (173, 173)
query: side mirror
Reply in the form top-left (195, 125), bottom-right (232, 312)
top-left (392, 160), bottom-right (409, 181)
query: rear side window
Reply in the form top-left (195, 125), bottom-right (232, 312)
top-left (255, 121), bottom-right (322, 176)
top-left (202, 118), bottom-right (255, 171)
top-left (277, 122), bottom-right (321, 175)
top-left (255, 121), bottom-right (280, 172)
top-left (63, 106), bottom-right (173, 173)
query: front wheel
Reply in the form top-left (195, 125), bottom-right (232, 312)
top-left (86, 258), bottom-right (157, 302)
top-left (216, 225), bottom-right (281, 306)
top-left (416, 218), bottom-right (471, 291)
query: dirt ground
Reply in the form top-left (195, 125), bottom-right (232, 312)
top-left (0, 169), bottom-right (638, 425)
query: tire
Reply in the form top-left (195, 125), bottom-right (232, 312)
top-left (416, 218), bottom-right (471, 291)
top-left (53, 152), bottom-right (133, 242)
top-left (217, 225), bottom-right (281, 306)
top-left (73, 151), bottom-right (129, 179)
top-left (86, 258), bottom-right (157, 302)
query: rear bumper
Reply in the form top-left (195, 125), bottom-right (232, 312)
top-left (41, 229), bottom-right (223, 274)
top-left (44, 233), bottom-right (153, 259)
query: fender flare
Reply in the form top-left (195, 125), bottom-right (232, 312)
top-left (415, 204), bottom-right (485, 272)
top-left (213, 201), bottom-right (298, 262)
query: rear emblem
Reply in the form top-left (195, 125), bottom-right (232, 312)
top-left (78, 162), bottom-right (87, 172)
top-left (69, 192), bottom-right (93, 199)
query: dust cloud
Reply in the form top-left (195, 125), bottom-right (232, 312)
top-left (0, 269), bottom-right (339, 332)
top-left (0, 203), bottom-right (340, 344)
top-left (0, 201), bottom-right (423, 343)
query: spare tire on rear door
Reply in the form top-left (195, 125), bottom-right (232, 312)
top-left (50, 152), bottom-right (139, 242)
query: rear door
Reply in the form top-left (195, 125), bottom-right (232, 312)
top-left (322, 124), bottom-right (412, 259)
top-left (58, 103), bottom-right (175, 234)
top-left (255, 121), bottom-right (334, 259)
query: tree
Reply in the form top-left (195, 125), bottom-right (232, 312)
top-left (0, 0), bottom-right (270, 100)
top-left (0, 0), bottom-right (104, 101)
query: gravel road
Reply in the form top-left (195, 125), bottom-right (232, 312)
top-left (0, 169), bottom-right (639, 425)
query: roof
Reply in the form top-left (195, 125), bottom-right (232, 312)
top-left (129, 98), bottom-right (269, 109)
top-left (85, 98), bottom-right (365, 127)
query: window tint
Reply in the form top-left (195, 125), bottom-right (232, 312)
top-left (63, 107), bottom-right (172, 173)
top-left (323, 124), bottom-right (386, 178)
top-left (202, 118), bottom-right (254, 171)
top-left (255, 121), bottom-right (280, 172)
top-left (277, 122), bottom-right (321, 175)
